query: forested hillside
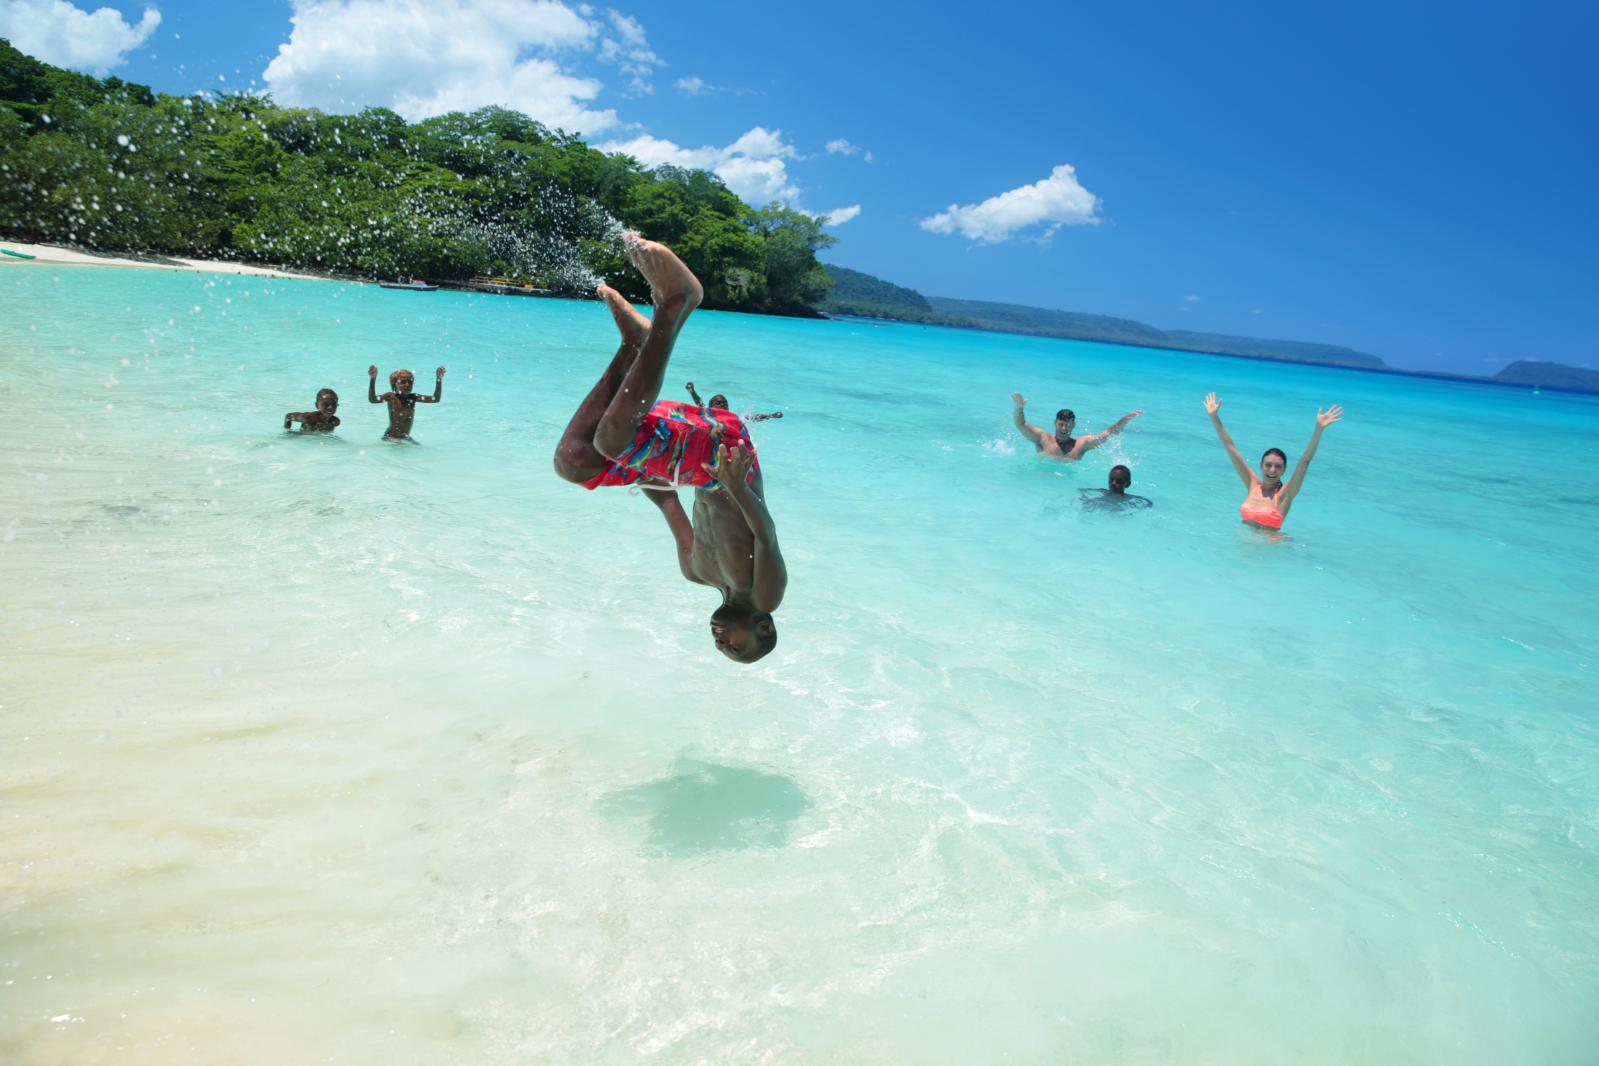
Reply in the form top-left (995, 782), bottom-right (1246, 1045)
top-left (0, 39), bottom-right (834, 312)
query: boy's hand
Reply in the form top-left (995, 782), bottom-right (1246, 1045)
top-left (436, 366), bottom-right (446, 377)
top-left (702, 444), bottom-right (754, 491)
top-left (369, 365), bottom-right (378, 378)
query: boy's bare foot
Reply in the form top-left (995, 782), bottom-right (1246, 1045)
top-left (597, 284), bottom-right (649, 348)
top-left (623, 232), bottom-right (703, 312)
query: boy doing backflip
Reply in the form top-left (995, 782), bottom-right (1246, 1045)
top-left (553, 235), bottom-right (786, 664)
top-left (369, 365), bottom-right (445, 442)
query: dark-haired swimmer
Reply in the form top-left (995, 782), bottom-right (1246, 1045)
top-left (1204, 392), bottom-right (1342, 530)
top-left (284, 388), bottom-right (340, 433)
top-left (1012, 393), bottom-right (1141, 460)
top-left (686, 381), bottom-right (784, 422)
top-left (1079, 464), bottom-right (1152, 510)
top-left (369, 365), bottom-right (444, 442)
top-left (552, 234), bottom-right (786, 665)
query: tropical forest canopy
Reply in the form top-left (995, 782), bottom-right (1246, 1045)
top-left (0, 39), bottom-right (834, 312)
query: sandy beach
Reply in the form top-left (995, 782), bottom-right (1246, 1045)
top-left (0, 240), bottom-right (334, 281)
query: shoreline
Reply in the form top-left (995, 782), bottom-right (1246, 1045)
top-left (0, 240), bottom-right (339, 282)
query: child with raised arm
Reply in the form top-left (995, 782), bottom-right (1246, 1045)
top-left (284, 388), bottom-right (340, 433)
top-left (369, 365), bottom-right (444, 442)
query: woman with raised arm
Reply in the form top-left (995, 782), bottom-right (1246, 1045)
top-left (1203, 392), bottom-right (1343, 530)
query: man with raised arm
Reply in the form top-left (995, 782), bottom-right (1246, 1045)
top-left (1011, 392), bottom-right (1142, 461)
top-left (553, 234), bottom-right (787, 664)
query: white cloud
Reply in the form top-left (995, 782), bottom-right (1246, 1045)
top-left (822, 204), bottom-right (861, 226)
top-left (596, 7), bottom-right (662, 94)
top-left (919, 164), bottom-right (1100, 244)
top-left (595, 132), bottom-right (717, 168)
top-left (1185, 294), bottom-right (1200, 302)
top-left (726, 126), bottom-right (794, 161)
top-left (825, 138), bottom-right (874, 163)
top-left (0, 0), bottom-right (161, 75)
top-left (599, 126), bottom-right (804, 205)
top-left (674, 75), bottom-right (705, 95)
top-left (263, 0), bottom-right (628, 132)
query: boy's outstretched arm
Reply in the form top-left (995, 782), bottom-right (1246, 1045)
top-left (284, 412), bottom-right (301, 430)
top-left (417, 366), bottom-right (445, 403)
top-left (368, 365), bottom-right (384, 404)
top-left (705, 445), bottom-right (786, 613)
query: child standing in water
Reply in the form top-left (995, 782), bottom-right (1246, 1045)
top-left (368, 365), bottom-right (444, 442)
top-left (284, 388), bottom-right (341, 433)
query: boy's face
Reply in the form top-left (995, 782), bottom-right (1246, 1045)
top-left (317, 395), bottom-right (338, 414)
top-left (394, 374), bottom-right (414, 394)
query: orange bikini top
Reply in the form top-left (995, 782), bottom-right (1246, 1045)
top-left (1241, 503), bottom-right (1284, 529)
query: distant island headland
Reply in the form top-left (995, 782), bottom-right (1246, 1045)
top-left (818, 265), bottom-right (1599, 396)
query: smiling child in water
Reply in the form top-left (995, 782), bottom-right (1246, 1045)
top-left (284, 388), bottom-right (340, 433)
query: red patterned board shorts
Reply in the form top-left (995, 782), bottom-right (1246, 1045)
top-left (582, 400), bottom-right (759, 492)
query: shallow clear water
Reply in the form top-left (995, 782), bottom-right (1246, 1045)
top-left (2, 265), bottom-right (1596, 1064)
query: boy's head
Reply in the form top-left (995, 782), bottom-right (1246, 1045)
top-left (1108, 464), bottom-right (1131, 493)
top-left (390, 369), bottom-right (415, 394)
top-left (709, 603), bottom-right (777, 664)
top-left (316, 388), bottom-right (339, 414)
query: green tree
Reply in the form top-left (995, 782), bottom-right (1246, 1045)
top-left (744, 204), bottom-right (837, 310)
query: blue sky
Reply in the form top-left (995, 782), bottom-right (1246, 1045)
top-left (4, 0), bottom-right (1595, 372)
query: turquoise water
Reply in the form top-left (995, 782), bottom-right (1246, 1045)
top-left (2, 264), bottom-right (1596, 1064)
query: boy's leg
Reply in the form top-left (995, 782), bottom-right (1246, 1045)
top-left (593, 238), bottom-right (704, 460)
top-left (553, 285), bottom-right (651, 482)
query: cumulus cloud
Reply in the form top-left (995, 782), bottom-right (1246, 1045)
top-left (674, 75), bottom-right (705, 95)
top-left (919, 164), bottom-right (1100, 244)
top-left (822, 204), bottom-right (861, 226)
top-left (599, 126), bottom-right (803, 205)
top-left (0, 0), bottom-right (161, 75)
top-left (263, 0), bottom-right (629, 132)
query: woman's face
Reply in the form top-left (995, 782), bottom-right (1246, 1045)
top-left (1260, 454), bottom-right (1286, 480)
